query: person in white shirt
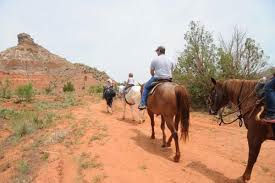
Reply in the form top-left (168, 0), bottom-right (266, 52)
top-left (124, 73), bottom-right (135, 93)
top-left (138, 46), bottom-right (174, 110)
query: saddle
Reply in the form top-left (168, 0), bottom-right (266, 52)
top-left (148, 78), bottom-right (172, 96)
top-left (124, 84), bottom-right (135, 95)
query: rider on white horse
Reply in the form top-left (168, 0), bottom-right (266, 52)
top-left (123, 73), bottom-right (135, 95)
top-left (117, 75), bottom-right (145, 122)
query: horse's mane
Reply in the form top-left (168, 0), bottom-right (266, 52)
top-left (218, 79), bottom-right (257, 105)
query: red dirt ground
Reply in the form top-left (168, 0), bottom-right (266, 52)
top-left (1, 97), bottom-right (275, 183)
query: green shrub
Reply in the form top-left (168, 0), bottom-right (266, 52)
top-left (11, 111), bottom-right (36, 138)
top-left (0, 79), bottom-right (12, 99)
top-left (33, 113), bottom-right (55, 129)
top-left (63, 81), bottom-right (75, 92)
top-left (63, 92), bottom-right (77, 106)
top-left (18, 160), bottom-right (30, 174)
top-left (44, 86), bottom-right (52, 94)
top-left (15, 83), bottom-right (35, 102)
top-left (88, 85), bottom-right (103, 94)
top-left (0, 108), bottom-right (17, 120)
top-left (13, 121), bottom-right (32, 137)
top-left (35, 93), bottom-right (77, 110)
top-left (8, 110), bottom-right (55, 140)
top-left (12, 159), bottom-right (31, 183)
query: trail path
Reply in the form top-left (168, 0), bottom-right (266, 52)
top-left (32, 98), bottom-right (275, 183)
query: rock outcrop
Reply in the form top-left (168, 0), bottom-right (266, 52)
top-left (0, 33), bottom-right (110, 92)
top-left (0, 33), bottom-right (71, 74)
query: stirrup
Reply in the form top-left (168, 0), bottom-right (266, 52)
top-left (138, 105), bottom-right (147, 110)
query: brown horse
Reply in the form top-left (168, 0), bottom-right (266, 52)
top-left (208, 78), bottom-right (275, 182)
top-left (142, 82), bottom-right (190, 162)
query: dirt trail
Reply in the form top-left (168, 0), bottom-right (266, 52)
top-left (3, 97), bottom-right (275, 183)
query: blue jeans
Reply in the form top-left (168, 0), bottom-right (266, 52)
top-left (140, 77), bottom-right (157, 106)
top-left (264, 77), bottom-right (275, 119)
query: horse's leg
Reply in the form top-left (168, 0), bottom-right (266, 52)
top-left (242, 130), bottom-right (264, 181)
top-left (164, 115), bottom-right (180, 162)
top-left (167, 114), bottom-right (180, 147)
top-left (137, 109), bottom-right (142, 122)
top-left (137, 108), bottom-right (144, 123)
top-left (122, 100), bottom-right (126, 119)
top-left (109, 98), bottom-right (113, 114)
top-left (142, 110), bottom-right (145, 122)
top-left (105, 99), bottom-right (108, 113)
top-left (130, 105), bottom-right (135, 121)
top-left (160, 115), bottom-right (166, 147)
top-left (148, 109), bottom-right (155, 139)
top-left (166, 135), bottom-right (173, 147)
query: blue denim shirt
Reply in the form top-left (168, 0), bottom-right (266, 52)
top-left (264, 76), bottom-right (275, 118)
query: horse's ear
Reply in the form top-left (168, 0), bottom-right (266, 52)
top-left (211, 78), bottom-right (216, 85)
top-left (137, 82), bottom-right (142, 86)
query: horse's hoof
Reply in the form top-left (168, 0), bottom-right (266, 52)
top-left (173, 155), bottom-right (180, 162)
top-left (242, 175), bottom-right (250, 182)
top-left (161, 144), bottom-right (166, 148)
top-left (235, 177), bottom-right (245, 183)
top-left (151, 135), bottom-right (155, 139)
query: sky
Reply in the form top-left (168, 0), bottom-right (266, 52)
top-left (0, 0), bottom-right (274, 82)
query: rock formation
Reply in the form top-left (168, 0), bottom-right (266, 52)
top-left (0, 33), bottom-right (109, 92)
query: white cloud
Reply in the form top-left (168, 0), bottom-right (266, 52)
top-left (0, 0), bottom-right (274, 82)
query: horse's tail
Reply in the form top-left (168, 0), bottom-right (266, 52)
top-left (175, 85), bottom-right (190, 141)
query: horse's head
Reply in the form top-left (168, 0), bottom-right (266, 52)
top-left (208, 78), bottom-right (229, 115)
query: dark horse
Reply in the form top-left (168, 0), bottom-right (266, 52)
top-left (208, 78), bottom-right (275, 182)
top-left (103, 86), bottom-right (116, 113)
top-left (142, 82), bottom-right (190, 162)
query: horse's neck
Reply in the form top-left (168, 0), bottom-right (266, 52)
top-left (225, 80), bottom-right (256, 107)
top-left (224, 82), bottom-right (238, 105)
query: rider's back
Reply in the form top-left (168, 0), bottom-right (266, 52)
top-left (151, 55), bottom-right (174, 79)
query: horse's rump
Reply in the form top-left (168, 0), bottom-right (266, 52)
top-left (103, 87), bottom-right (116, 99)
top-left (148, 82), bottom-right (179, 114)
top-left (124, 85), bottom-right (141, 105)
top-left (146, 81), bottom-right (190, 162)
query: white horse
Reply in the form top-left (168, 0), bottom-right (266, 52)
top-left (118, 85), bottom-right (145, 122)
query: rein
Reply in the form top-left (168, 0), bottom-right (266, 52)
top-left (218, 81), bottom-right (256, 127)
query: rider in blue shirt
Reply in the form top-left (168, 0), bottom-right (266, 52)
top-left (264, 70), bottom-right (275, 120)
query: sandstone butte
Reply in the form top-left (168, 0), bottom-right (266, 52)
top-left (0, 33), bottom-right (109, 93)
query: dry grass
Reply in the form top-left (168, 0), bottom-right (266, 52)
top-left (78, 153), bottom-right (102, 170)
top-left (92, 174), bottom-right (107, 183)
